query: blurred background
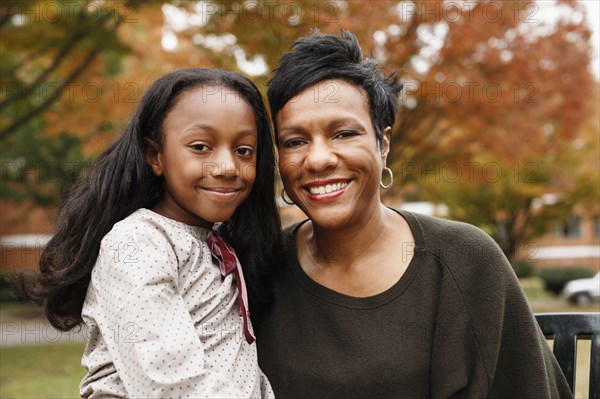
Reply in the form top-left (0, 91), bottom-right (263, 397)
top-left (1, 0), bottom-right (598, 397)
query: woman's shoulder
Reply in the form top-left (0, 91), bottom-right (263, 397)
top-left (399, 210), bottom-right (520, 308)
top-left (400, 210), bottom-right (497, 248)
top-left (275, 220), bottom-right (308, 274)
top-left (282, 219), bottom-right (308, 241)
top-left (398, 210), bottom-right (508, 273)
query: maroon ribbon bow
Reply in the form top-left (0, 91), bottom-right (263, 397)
top-left (207, 231), bottom-right (255, 344)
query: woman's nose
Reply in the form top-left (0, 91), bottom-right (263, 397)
top-left (304, 138), bottom-right (338, 175)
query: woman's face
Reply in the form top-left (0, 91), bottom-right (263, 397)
top-left (277, 79), bottom-right (390, 229)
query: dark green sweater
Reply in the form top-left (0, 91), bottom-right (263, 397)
top-left (257, 210), bottom-right (572, 399)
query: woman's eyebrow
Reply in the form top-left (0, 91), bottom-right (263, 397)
top-left (326, 117), bottom-right (364, 130)
top-left (278, 124), bottom-right (305, 134)
top-left (279, 117), bottom-right (364, 133)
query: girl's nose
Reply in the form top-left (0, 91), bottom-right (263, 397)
top-left (211, 150), bottom-right (239, 178)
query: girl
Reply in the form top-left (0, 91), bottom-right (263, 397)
top-left (18, 68), bottom-right (282, 397)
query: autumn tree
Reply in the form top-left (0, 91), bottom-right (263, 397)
top-left (167, 1), bottom-right (591, 159)
top-left (393, 0), bottom-right (598, 261)
top-left (171, 0), bottom-right (596, 261)
top-left (1, 0), bottom-right (596, 263)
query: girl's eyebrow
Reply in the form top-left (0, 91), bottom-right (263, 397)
top-left (183, 124), bottom-right (258, 138)
top-left (185, 123), bottom-right (212, 133)
top-left (235, 130), bottom-right (258, 137)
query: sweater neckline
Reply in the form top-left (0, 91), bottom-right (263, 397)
top-left (286, 208), bottom-right (427, 309)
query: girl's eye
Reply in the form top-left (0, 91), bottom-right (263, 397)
top-left (282, 138), bottom-right (305, 148)
top-left (191, 144), bottom-right (209, 152)
top-left (236, 147), bottom-right (254, 156)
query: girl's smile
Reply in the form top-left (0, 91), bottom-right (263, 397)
top-left (197, 185), bottom-right (245, 201)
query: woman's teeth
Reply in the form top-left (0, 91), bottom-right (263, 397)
top-left (308, 182), bottom-right (348, 195)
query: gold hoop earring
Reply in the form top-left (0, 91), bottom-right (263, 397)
top-left (380, 167), bottom-right (393, 189)
top-left (281, 188), bottom-right (295, 205)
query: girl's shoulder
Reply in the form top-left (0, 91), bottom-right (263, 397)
top-left (96, 209), bottom-right (213, 274)
top-left (101, 208), bottom-right (210, 249)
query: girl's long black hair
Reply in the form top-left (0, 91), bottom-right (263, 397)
top-left (16, 68), bottom-right (282, 331)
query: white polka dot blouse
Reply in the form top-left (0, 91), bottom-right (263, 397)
top-left (79, 208), bottom-right (274, 398)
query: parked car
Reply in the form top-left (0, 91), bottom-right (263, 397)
top-left (561, 272), bottom-right (600, 306)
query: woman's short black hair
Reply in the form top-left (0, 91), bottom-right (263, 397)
top-left (268, 29), bottom-right (403, 147)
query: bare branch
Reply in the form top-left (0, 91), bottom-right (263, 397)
top-left (1, 31), bottom-right (87, 109)
top-left (8, 41), bottom-right (54, 75)
top-left (1, 6), bottom-right (96, 109)
top-left (0, 17), bottom-right (123, 140)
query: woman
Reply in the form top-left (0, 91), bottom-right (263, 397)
top-left (257, 29), bottom-right (572, 399)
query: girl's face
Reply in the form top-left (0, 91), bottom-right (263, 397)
top-left (147, 85), bottom-right (257, 227)
top-left (277, 79), bottom-right (390, 230)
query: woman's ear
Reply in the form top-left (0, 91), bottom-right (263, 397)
top-left (145, 138), bottom-right (164, 176)
top-left (381, 127), bottom-right (392, 162)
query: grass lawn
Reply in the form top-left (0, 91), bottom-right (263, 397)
top-left (0, 302), bottom-right (46, 322)
top-left (0, 342), bottom-right (86, 398)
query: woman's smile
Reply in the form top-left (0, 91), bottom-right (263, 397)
top-left (304, 179), bottom-right (351, 201)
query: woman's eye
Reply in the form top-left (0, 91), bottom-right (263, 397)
top-left (335, 130), bottom-right (358, 139)
top-left (236, 147), bottom-right (254, 156)
top-left (282, 138), bottom-right (305, 148)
